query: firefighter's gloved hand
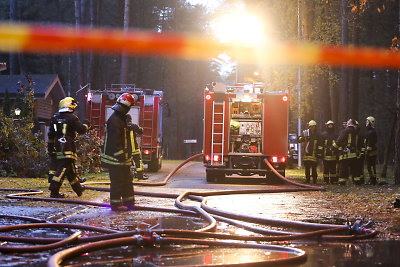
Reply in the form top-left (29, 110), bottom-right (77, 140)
top-left (83, 119), bottom-right (91, 128)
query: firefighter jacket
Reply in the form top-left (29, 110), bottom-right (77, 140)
top-left (365, 127), bottom-right (378, 157)
top-left (48, 112), bottom-right (89, 160)
top-left (101, 111), bottom-right (135, 166)
top-left (321, 129), bottom-right (338, 161)
top-left (333, 125), bottom-right (359, 160)
top-left (298, 130), bottom-right (321, 162)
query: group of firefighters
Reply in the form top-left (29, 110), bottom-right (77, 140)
top-left (47, 93), bottom-right (144, 211)
top-left (298, 117), bottom-right (378, 186)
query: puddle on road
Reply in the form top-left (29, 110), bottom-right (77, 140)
top-left (65, 247), bottom-right (298, 266)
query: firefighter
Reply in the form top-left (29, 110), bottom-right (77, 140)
top-left (126, 114), bottom-right (146, 180)
top-left (298, 120), bottom-right (321, 184)
top-left (333, 119), bottom-right (358, 186)
top-left (354, 120), bottom-right (366, 185)
top-left (48, 97), bottom-right (89, 198)
top-left (101, 93), bottom-right (137, 211)
top-left (321, 120), bottom-right (338, 184)
top-left (365, 116), bottom-right (378, 185)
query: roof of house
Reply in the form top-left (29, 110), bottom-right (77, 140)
top-left (0, 74), bottom-right (65, 100)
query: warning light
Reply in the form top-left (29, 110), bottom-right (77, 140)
top-left (205, 94), bottom-right (212, 100)
top-left (143, 149), bottom-right (151, 155)
top-left (205, 155), bottom-right (211, 161)
top-left (281, 157), bottom-right (286, 163)
top-left (270, 156), bottom-right (287, 163)
top-left (282, 95), bottom-right (288, 102)
top-left (87, 92), bottom-right (93, 102)
top-left (271, 156), bottom-right (278, 163)
top-left (213, 155), bottom-right (220, 162)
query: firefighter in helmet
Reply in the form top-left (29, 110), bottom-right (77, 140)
top-left (333, 119), bottom-right (359, 186)
top-left (298, 120), bottom-right (321, 184)
top-left (365, 116), bottom-right (378, 185)
top-left (354, 120), bottom-right (366, 185)
top-left (321, 120), bottom-right (338, 184)
top-left (126, 113), bottom-right (145, 180)
top-left (101, 93), bottom-right (137, 211)
top-left (48, 97), bottom-right (89, 198)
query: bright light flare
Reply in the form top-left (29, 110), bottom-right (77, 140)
top-left (212, 13), bottom-right (265, 45)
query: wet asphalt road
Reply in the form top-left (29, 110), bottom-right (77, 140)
top-left (1, 160), bottom-right (400, 266)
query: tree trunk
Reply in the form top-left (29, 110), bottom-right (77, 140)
top-left (120, 0), bottom-right (130, 84)
top-left (9, 0), bottom-right (17, 75)
top-left (339, 0), bottom-right (349, 122)
top-left (395, 0), bottom-right (400, 184)
top-left (86, 0), bottom-right (94, 83)
top-left (74, 0), bottom-right (85, 119)
top-left (382, 115), bottom-right (396, 178)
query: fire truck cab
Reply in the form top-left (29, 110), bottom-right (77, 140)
top-left (203, 82), bottom-right (288, 183)
top-left (87, 84), bottom-right (163, 172)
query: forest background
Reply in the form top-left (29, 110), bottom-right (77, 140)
top-left (1, 0), bottom-right (400, 181)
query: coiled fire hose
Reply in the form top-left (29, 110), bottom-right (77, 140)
top-left (0, 153), bottom-right (377, 266)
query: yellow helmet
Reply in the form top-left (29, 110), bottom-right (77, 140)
top-left (59, 97), bottom-right (77, 112)
top-left (366, 116), bottom-right (375, 126)
top-left (308, 120), bottom-right (317, 127)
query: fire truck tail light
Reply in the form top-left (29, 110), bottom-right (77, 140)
top-left (270, 156), bottom-right (286, 163)
top-left (205, 155), bottom-right (211, 161)
top-left (143, 149), bottom-right (151, 155)
top-left (213, 155), bottom-right (220, 162)
top-left (282, 95), bottom-right (288, 102)
top-left (205, 94), bottom-right (212, 100)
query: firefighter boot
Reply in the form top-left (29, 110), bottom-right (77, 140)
top-left (338, 178), bottom-right (347, 186)
top-left (111, 204), bottom-right (129, 212)
top-left (49, 181), bottom-right (64, 198)
top-left (71, 181), bottom-right (85, 197)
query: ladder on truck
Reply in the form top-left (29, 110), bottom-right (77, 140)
top-left (141, 94), bottom-right (155, 150)
top-left (211, 101), bottom-right (225, 165)
top-left (89, 96), bottom-right (103, 134)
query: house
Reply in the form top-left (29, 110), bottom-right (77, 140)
top-left (0, 74), bottom-right (66, 138)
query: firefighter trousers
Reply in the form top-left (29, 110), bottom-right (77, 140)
top-left (366, 155), bottom-right (377, 181)
top-left (108, 165), bottom-right (135, 207)
top-left (304, 160), bottom-right (317, 184)
top-left (132, 154), bottom-right (144, 179)
top-left (323, 160), bottom-right (337, 184)
top-left (339, 157), bottom-right (357, 184)
top-left (355, 156), bottom-right (365, 184)
top-left (48, 155), bottom-right (57, 183)
top-left (49, 158), bottom-right (84, 196)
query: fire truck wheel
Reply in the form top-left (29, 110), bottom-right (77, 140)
top-left (206, 170), bottom-right (225, 183)
top-left (148, 158), bottom-right (160, 172)
top-left (266, 171), bottom-right (285, 185)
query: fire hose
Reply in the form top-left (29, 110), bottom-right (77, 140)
top-left (0, 153), bottom-right (377, 266)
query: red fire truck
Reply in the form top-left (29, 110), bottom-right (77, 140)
top-left (86, 84), bottom-right (163, 172)
top-left (203, 82), bottom-right (288, 183)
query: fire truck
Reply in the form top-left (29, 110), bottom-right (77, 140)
top-left (86, 84), bottom-right (163, 172)
top-left (203, 82), bottom-right (288, 183)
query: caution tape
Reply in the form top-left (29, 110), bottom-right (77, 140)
top-left (0, 22), bottom-right (399, 69)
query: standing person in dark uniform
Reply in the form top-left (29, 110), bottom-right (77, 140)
top-left (101, 93), bottom-right (136, 211)
top-left (354, 120), bottom-right (366, 185)
top-left (365, 116), bottom-right (378, 185)
top-left (321, 120), bottom-right (338, 184)
top-left (126, 114), bottom-right (146, 180)
top-left (333, 119), bottom-right (358, 186)
top-left (298, 120), bottom-right (321, 184)
top-left (48, 97), bottom-right (89, 198)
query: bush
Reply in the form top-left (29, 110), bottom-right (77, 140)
top-left (75, 128), bottom-right (103, 174)
top-left (0, 113), bottom-right (48, 177)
